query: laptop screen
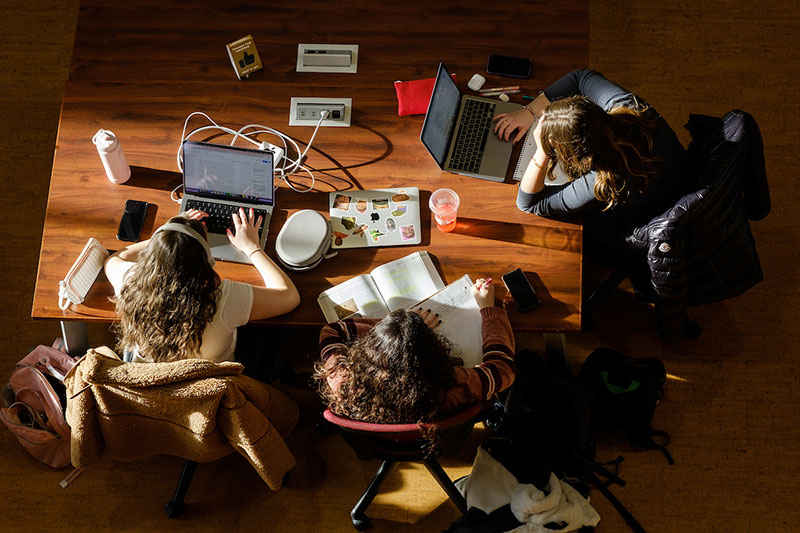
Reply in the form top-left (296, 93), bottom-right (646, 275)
top-left (182, 140), bottom-right (274, 206)
top-left (420, 63), bottom-right (461, 168)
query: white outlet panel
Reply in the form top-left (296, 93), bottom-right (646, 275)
top-left (289, 97), bottom-right (352, 127)
top-left (296, 44), bottom-right (359, 73)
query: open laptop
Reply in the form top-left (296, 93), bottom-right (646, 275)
top-left (420, 62), bottom-right (523, 182)
top-left (179, 140), bottom-right (274, 263)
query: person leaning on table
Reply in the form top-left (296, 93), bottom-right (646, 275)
top-left (493, 68), bottom-right (690, 264)
top-left (104, 207), bottom-right (300, 363)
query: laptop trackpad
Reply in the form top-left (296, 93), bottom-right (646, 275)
top-left (208, 233), bottom-right (248, 263)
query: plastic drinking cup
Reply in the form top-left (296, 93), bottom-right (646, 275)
top-left (429, 188), bottom-right (460, 232)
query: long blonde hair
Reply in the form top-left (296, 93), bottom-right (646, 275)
top-left (540, 96), bottom-right (658, 209)
top-left (112, 216), bottom-right (220, 362)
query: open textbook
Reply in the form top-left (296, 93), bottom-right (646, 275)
top-left (317, 251), bottom-right (484, 367)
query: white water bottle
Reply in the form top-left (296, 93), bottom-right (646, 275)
top-left (92, 129), bottom-right (131, 184)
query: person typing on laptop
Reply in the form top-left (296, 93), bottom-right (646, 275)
top-left (493, 69), bottom-right (689, 265)
top-left (104, 208), bottom-right (300, 364)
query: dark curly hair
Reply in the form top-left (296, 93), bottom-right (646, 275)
top-left (313, 309), bottom-right (464, 425)
top-left (112, 216), bottom-right (220, 362)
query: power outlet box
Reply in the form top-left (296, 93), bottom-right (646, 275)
top-left (289, 97), bottom-right (352, 127)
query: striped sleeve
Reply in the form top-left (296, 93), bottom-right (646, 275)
top-left (441, 307), bottom-right (516, 413)
top-left (319, 318), bottom-right (380, 362)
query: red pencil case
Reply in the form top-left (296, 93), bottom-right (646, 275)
top-left (394, 73), bottom-right (457, 116)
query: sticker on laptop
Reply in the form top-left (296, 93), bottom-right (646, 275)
top-left (385, 218), bottom-right (396, 232)
top-left (392, 192), bottom-right (410, 203)
top-left (400, 225), bottom-right (416, 241)
top-left (355, 199), bottom-right (368, 213)
top-left (391, 205), bottom-right (407, 217)
top-left (333, 194), bottom-right (351, 210)
top-left (372, 198), bottom-right (390, 210)
top-left (341, 216), bottom-right (357, 230)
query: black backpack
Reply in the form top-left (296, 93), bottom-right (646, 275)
top-left (485, 350), bottom-right (648, 533)
top-left (578, 347), bottom-right (673, 465)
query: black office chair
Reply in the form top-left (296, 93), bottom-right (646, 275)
top-left (584, 109), bottom-right (770, 341)
top-left (323, 403), bottom-right (482, 531)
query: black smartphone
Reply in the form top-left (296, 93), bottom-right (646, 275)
top-left (486, 54), bottom-right (532, 79)
top-left (117, 199), bottom-right (149, 242)
top-left (501, 268), bottom-right (541, 312)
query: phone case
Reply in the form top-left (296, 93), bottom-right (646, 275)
top-left (118, 200), bottom-right (148, 241)
top-left (58, 238), bottom-right (109, 310)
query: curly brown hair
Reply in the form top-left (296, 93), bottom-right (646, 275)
top-left (112, 216), bottom-right (220, 362)
top-left (313, 309), bottom-right (464, 425)
top-left (540, 95), bottom-right (658, 210)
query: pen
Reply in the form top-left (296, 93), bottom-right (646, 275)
top-left (522, 95), bottom-right (535, 100)
top-left (481, 89), bottom-right (521, 97)
top-left (480, 85), bottom-right (520, 93)
top-left (480, 278), bottom-right (492, 289)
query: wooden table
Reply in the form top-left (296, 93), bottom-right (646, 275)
top-left (32, 0), bottom-right (588, 354)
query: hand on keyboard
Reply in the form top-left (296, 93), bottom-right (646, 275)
top-left (184, 208), bottom-right (209, 221)
top-left (227, 207), bottom-right (263, 256)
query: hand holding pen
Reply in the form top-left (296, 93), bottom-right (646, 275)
top-left (472, 277), bottom-right (495, 308)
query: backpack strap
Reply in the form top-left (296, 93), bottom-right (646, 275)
top-left (648, 429), bottom-right (674, 465)
top-left (582, 469), bottom-right (648, 533)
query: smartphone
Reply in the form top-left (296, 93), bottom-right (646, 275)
top-left (116, 199), bottom-right (149, 242)
top-left (486, 54), bottom-right (532, 79)
top-left (502, 268), bottom-right (540, 312)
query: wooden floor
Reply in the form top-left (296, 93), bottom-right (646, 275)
top-left (2, 1), bottom-right (798, 531)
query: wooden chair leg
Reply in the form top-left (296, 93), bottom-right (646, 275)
top-left (350, 460), bottom-right (396, 531)
top-left (164, 459), bottom-right (198, 518)
top-left (423, 458), bottom-right (468, 516)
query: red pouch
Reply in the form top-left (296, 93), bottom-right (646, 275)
top-left (394, 73), bottom-right (457, 116)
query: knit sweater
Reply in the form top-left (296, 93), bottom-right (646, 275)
top-left (319, 307), bottom-right (515, 418)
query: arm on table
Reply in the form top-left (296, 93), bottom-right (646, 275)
top-left (227, 207), bottom-right (301, 321)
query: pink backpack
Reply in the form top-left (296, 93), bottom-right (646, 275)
top-left (1, 344), bottom-right (76, 468)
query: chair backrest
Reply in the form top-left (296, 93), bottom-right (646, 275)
top-left (65, 347), bottom-right (299, 489)
top-left (626, 109), bottom-right (769, 337)
top-left (323, 403), bottom-right (482, 461)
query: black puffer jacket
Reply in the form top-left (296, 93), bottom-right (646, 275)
top-left (626, 110), bottom-right (770, 340)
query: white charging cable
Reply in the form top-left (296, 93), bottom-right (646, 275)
top-left (170, 111), bottom-right (329, 202)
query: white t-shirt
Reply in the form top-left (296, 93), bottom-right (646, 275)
top-left (110, 267), bottom-right (253, 362)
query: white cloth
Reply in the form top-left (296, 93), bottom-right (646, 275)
top-left (457, 447), bottom-right (600, 533)
top-left (112, 266), bottom-right (254, 362)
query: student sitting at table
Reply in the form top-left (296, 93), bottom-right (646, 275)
top-left (313, 279), bottom-right (515, 425)
top-left (493, 68), bottom-right (689, 263)
top-left (105, 207), bottom-right (300, 363)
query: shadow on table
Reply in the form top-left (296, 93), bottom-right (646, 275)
top-left (449, 217), bottom-right (581, 253)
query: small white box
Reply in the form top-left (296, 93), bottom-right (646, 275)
top-left (296, 44), bottom-right (358, 73)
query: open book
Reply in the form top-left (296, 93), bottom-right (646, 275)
top-left (317, 251), bottom-right (484, 367)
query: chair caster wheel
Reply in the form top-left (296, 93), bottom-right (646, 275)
top-left (350, 511), bottom-right (371, 531)
top-left (164, 501), bottom-right (183, 518)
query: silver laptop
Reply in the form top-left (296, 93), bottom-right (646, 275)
top-left (179, 140), bottom-right (274, 263)
top-left (420, 62), bottom-right (523, 182)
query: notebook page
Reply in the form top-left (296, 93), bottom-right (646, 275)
top-left (414, 274), bottom-right (484, 367)
top-left (317, 274), bottom-right (390, 322)
top-left (370, 251), bottom-right (445, 312)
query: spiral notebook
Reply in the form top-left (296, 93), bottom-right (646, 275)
top-left (512, 125), bottom-right (570, 185)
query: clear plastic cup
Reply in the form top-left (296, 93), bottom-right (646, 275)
top-left (429, 188), bottom-right (460, 232)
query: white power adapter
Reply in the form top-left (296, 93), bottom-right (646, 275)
top-left (259, 141), bottom-right (284, 167)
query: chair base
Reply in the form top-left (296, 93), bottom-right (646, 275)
top-left (349, 458), bottom-right (467, 531)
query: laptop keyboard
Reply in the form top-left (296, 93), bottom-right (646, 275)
top-left (185, 200), bottom-right (267, 238)
top-left (448, 99), bottom-right (496, 173)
